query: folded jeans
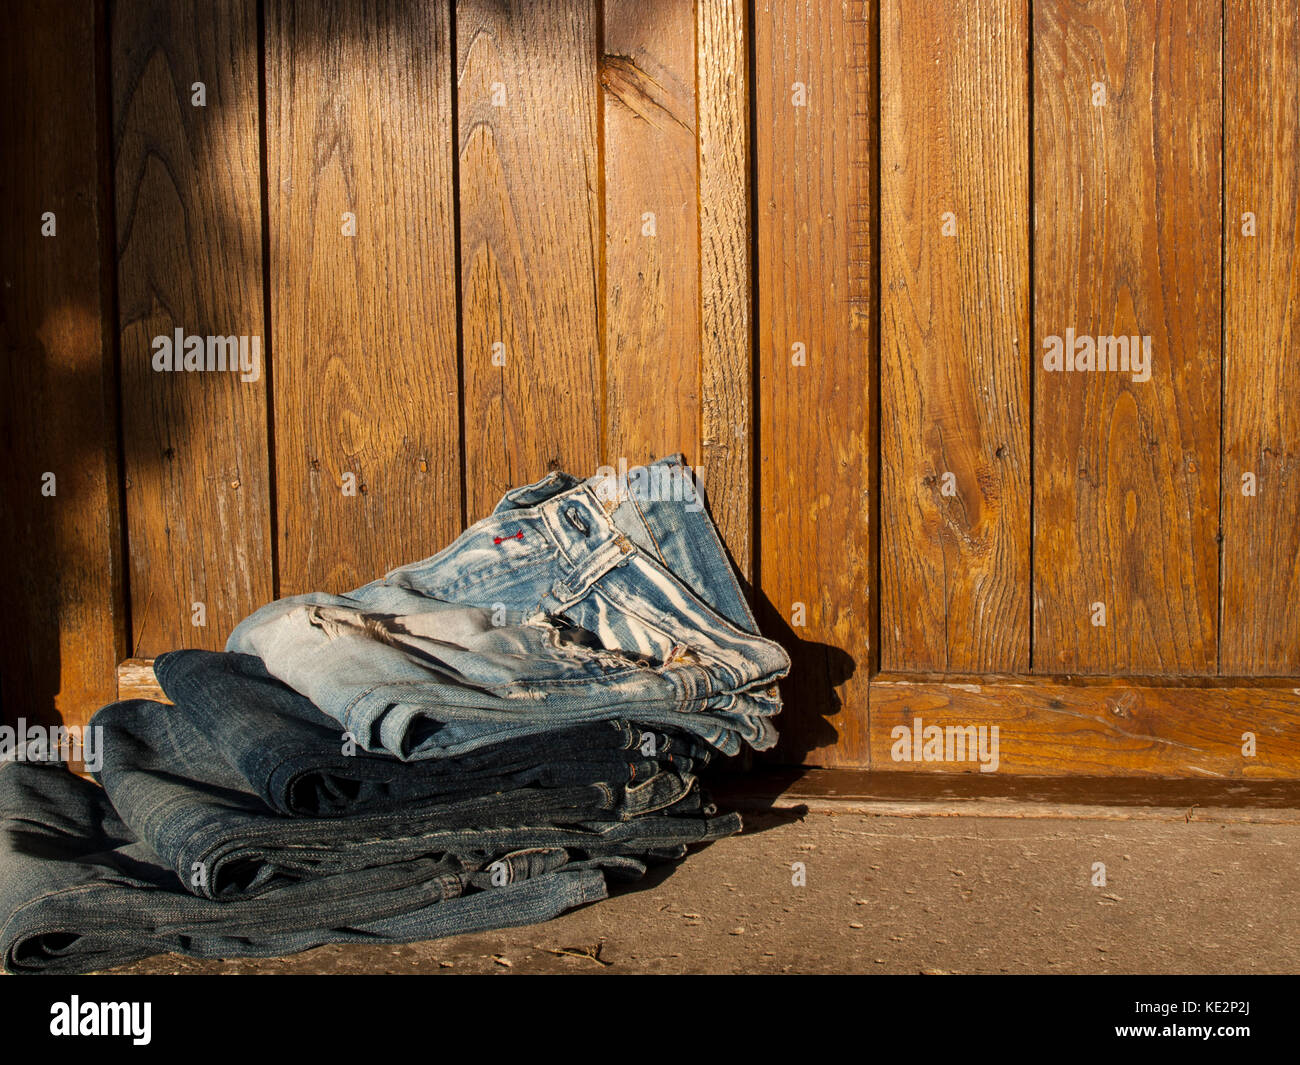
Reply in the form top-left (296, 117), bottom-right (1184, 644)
top-left (0, 761), bottom-right (618, 975)
top-left (91, 693), bottom-right (736, 901)
top-left (151, 649), bottom-right (712, 817)
top-left (227, 457), bottom-right (790, 760)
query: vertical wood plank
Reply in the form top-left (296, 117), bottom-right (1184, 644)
top-left (0, 0), bottom-right (124, 728)
top-left (1033, 0), bottom-right (1221, 675)
top-left (879, 0), bottom-right (1031, 673)
top-left (1222, 0), bottom-right (1300, 675)
top-left (601, 0), bottom-right (699, 468)
top-left (113, 0), bottom-right (272, 653)
top-left (755, 0), bottom-right (874, 765)
top-left (698, 0), bottom-right (754, 584)
top-left (457, 0), bottom-right (602, 519)
top-left (267, 0), bottom-right (462, 593)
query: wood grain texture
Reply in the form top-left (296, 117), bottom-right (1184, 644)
top-left (117, 659), bottom-right (169, 703)
top-left (871, 676), bottom-right (1300, 777)
top-left (0, 1), bottom-right (124, 729)
top-left (267, 0), bottom-right (461, 593)
top-left (755, 0), bottom-right (874, 766)
top-left (697, 0), bottom-right (753, 585)
top-left (601, 0), bottom-right (698, 468)
top-left (113, 0), bottom-right (271, 653)
top-left (1221, 0), bottom-right (1300, 675)
top-left (879, 0), bottom-right (1031, 673)
top-left (457, 0), bottom-right (602, 519)
top-left (1033, 0), bottom-right (1221, 675)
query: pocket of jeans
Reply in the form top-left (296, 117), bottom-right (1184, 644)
top-left (385, 512), bottom-right (562, 608)
top-left (619, 770), bottom-right (695, 818)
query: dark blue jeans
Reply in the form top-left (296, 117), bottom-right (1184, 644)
top-left (0, 709), bottom-right (737, 972)
top-left (0, 647), bottom-right (739, 972)
top-left (0, 761), bottom-right (619, 975)
top-left (151, 649), bottom-right (712, 817)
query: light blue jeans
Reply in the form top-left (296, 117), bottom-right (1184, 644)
top-left (228, 457), bottom-right (790, 760)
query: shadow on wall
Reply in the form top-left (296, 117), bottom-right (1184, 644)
top-left (753, 588), bottom-right (855, 765)
top-left (1, 3), bottom-right (124, 733)
top-left (698, 497), bottom-right (854, 765)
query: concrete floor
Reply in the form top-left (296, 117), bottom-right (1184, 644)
top-left (109, 805), bottom-right (1300, 975)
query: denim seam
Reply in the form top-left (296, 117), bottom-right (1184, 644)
top-left (1, 881), bottom-right (126, 948)
top-left (625, 491), bottom-right (670, 567)
top-left (606, 560), bottom-right (788, 685)
top-left (300, 823), bottom-right (634, 854)
top-left (335, 650), bottom-right (691, 730)
top-left (395, 551), bottom-right (566, 605)
top-left (679, 490), bottom-right (760, 634)
top-left (250, 804), bottom-right (604, 843)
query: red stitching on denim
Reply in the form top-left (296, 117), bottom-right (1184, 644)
top-left (493, 530), bottom-right (525, 545)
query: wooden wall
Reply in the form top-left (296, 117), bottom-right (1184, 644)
top-left (5, 1), bottom-right (1300, 776)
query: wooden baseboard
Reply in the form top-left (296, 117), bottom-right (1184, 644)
top-left (870, 675), bottom-right (1300, 778)
top-left (712, 768), bottom-right (1300, 822)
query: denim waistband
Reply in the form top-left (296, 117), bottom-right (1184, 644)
top-left (599, 458), bottom-right (758, 635)
top-left (510, 457), bottom-right (755, 637)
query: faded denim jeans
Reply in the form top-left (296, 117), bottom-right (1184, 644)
top-left (228, 457), bottom-right (790, 760)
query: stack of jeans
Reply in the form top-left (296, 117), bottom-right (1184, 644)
top-left (0, 457), bottom-right (790, 973)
